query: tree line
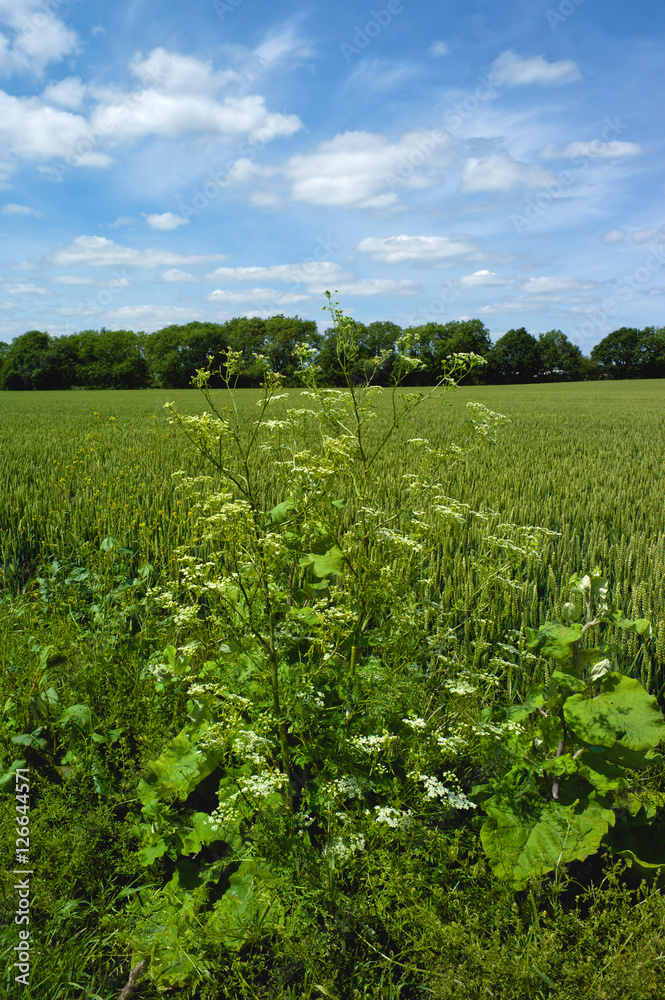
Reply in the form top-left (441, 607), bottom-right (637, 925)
top-left (1, 316), bottom-right (664, 390)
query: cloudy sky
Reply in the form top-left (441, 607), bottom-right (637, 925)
top-left (0, 0), bottom-right (663, 349)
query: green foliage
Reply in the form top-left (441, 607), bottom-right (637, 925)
top-left (475, 570), bottom-right (665, 887)
top-left (1, 310), bottom-right (664, 997)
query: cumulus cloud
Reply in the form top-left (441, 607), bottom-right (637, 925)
top-left (458, 270), bottom-right (510, 288)
top-left (521, 276), bottom-right (596, 295)
top-left (356, 234), bottom-right (477, 264)
top-left (51, 275), bottom-right (95, 285)
top-left (428, 40), bottom-right (449, 57)
top-left (206, 287), bottom-right (311, 304)
top-left (129, 47), bottom-right (239, 94)
top-left (283, 129), bottom-right (458, 209)
top-left (2, 202), bottom-right (40, 215)
top-left (0, 47), bottom-right (302, 179)
top-left (104, 305), bottom-right (207, 329)
top-left (461, 152), bottom-right (558, 193)
top-left (143, 211), bottom-right (189, 231)
top-left (602, 230), bottom-right (626, 244)
top-left (208, 262), bottom-right (352, 284)
top-left (633, 226), bottom-right (665, 244)
top-left (48, 235), bottom-right (226, 269)
top-left (490, 50), bottom-right (582, 87)
top-left (0, 0), bottom-right (78, 77)
top-left (4, 281), bottom-right (48, 294)
top-left (42, 77), bottom-right (87, 110)
top-left (320, 278), bottom-right (420, 296)
top-left (540, 140), bottom-right (644, 159)
top-left (162, 269), bottom-right (198, 282)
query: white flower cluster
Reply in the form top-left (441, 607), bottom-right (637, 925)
top-left (402, 717), bottom-right (427, 730)
top-left (241, 772), bottom-right (286, 800)
top-left (323, 775), bottom-right (365, 802)
top-left (233, 729), bottom-right (274, 767)
top-left (434, 733), bottom-right (467, 754)
top-left (419, 775), bottom-right (476, 810)
top-left (374, 806), bottom-right (413, 829)
top-left (350, 732), bottom-right (395, 754)
top-left (326, 831), bottom-right (366, 862)
top-left (441, 678), bottom-right (477, 696)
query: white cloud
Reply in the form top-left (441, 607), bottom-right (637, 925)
top-left (633, 226), bottom-right (665, 244)
top-left (42, 77), bottom-right (87, 110)
top-left (0, 47), bottom-right (302, 178)
top-left (162, 268), bottom-right (198, 282)
top-left (458, 270), bottom-right (510, 288)
top-left (490, 50), bottom-right (582, 87)
top-left (602, 230), bottom-right (626, 244)
top-left (253, 22), bottom-right (314, 67)
top-left (319, 278), bottom-right (420, 296)
top-left (107, 216), bottom-right (135, 228)
top-left (49, 236), bottom-right (226, 269)
top-left (461, 152), bottom-right (557, 193)
top-left (0, 0), bottom-right (78, 76)
top-left (521, 276), bottom-right (596, 294)
top-left (52, 275), bottom-right (95, 285)
top-left (429, 41), bottom-right (449, 57)
top-left (356, 234), bottom-right (477, 264)
top-left (143, 211), bottom-right (189, 231)
top-left (2, 202), bottom-right (40, 215)
top-left (129, 47), bottom-right (239, 94)
top-left (206, 287), bottom-right (311, 304)
top-left (284, 129), bottom-right (458, 208)
top-left (105, 305), bottom-right (207, 329)
top-left (90, 88), bottom-right (302, 148)
top-left (208, 262), bottom-right (351, 284)
top-left (248, 190), bottom-right (283, 209)
top-left (540, 140), bottom-right (644, 159)
top-left (4, 282), bottom-right (48, 294)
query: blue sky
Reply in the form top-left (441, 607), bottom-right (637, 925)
top-left (1, 0), bottom-right (664, 350)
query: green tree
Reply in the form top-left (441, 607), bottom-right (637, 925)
top-left (144, 322), bottom-right (229, 388)
top-left (537, 329), bottom-right (587, 381)
top-left (263, 315), bottom-right (321, 383)
top-left (0, 330), bottom-right (51, 389)
top-left (73, 329), bottom-right (150, 389)
top-left (487, 327), bottom-right (543, 383)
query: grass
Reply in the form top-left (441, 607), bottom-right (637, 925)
top-left (0, 378), bottom-right (664, 998)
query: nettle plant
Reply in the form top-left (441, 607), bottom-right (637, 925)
top-left (128, 294), bottom-right (529, 985)
top-left (475, 570), bottom-right (665, 888)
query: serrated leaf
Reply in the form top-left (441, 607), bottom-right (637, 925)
top-left (564, 674), bottom-right (665, 751)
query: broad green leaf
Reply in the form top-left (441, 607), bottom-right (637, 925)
top-left (59, 704), bottom-right (91, 728)
top-left (612, 616), bottom-right (651, 636)
top-left (481, 786), bottom-right (615, 888)
top-left (564, 674), bottom-right (665, 751)
top-left (139, 729), bottom-right (225, 805)
top-left (527, 622), bottom-right (583, 660)
top-left (550, 670), bottom-right (587, 694)
top-left (577, 753), bottom-right (626, 794)
top-left (266, 500), bottom-right (296, 525)
top-left (299, 546), bottom-right (344, 578)
top-left (0, 759), bottom-right (27, 791)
